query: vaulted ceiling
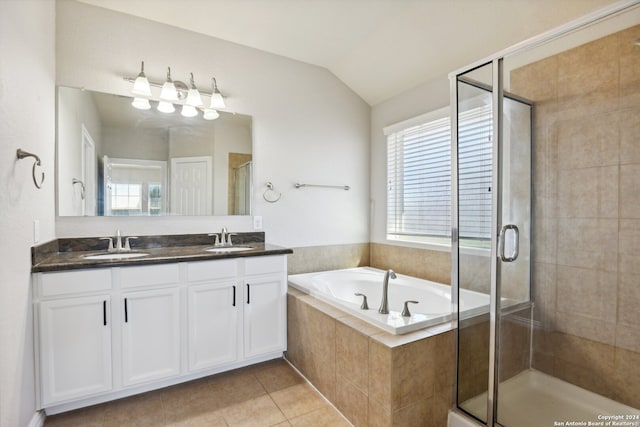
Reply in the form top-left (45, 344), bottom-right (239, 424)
top-left (78, 0), bottom-right (618, 105)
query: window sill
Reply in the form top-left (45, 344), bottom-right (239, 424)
top-left (385, 235), bottom-right (492, 257)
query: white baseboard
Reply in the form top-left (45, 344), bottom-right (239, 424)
top-left (28, 410), bottom-right (45, 427)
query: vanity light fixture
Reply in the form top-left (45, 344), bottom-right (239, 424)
top-left (157, 67), bottom-right (178, 113)
top-left (131, 61), bottom-right (152, 110)
top-left (124, 62), bottom-right (226, 120)
top-left (132, 61), bottom-right (151, 96)
top-left (209, 78), bottom-right (226, 109)
top-left (182, 73), bottom-right (203, 117)
top-left (203, 109), bottom-right (220, 120)
top-left (131, 97), bottom-right (151, 110)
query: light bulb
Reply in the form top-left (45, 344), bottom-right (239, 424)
top-left (185, 73), bottom-right (203, 107)
top-left (159, 67), bottom-right (179, 101)
top-left (131, 97), bottom-right (151, 110)
top-left (209, 93), bottom-right (225, 109)
top-left (181, 104), bottom-right (198, 118)
top-left (203, 108), bottom-right (219, 120)
top-left (157, 101), bottom-right (175, 113)
top-left (132, 61), bottom-right (151, 96)
top-left (209, 78), bottom-right (226, 109)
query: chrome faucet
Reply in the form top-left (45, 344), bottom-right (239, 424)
top-left (210, 227), bottom-right (235, 247)
top-left (378, 269), bottom-right (397, 314)
top-left (100, 229), bottom-right (137, 253)
top-left (115, 229), bottom-right (123, 252)
top-left (220, 227), bottom-right (229, 246)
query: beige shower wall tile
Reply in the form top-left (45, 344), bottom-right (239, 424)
top-left (557, 166), bottom-right (618, 219)
top-left (618, 273), bottom-right (640, 327)
top-left (532, 217), bottom-right (557, 264)
top-left (619, 108), bottom-right (640, 165)
top-left (557, 54), bottom-right (619, 120)
top-left (619, 219), bottom-right (640, 274)
top-left (617, 24), bottom-right (640, 56)
top-left (511, 55), bottom-right (558, 102)
top-left (287, 243), bottom-right (370, 275)
top-left (532, 262), bottom-right (556, 328)
top-left (556, 265), bottom-right (617, 323)
top-left (554, 332), bottom-right (615, 372)
top-left (370, 243), bottom-right (451, 285)
top-left (558, 32), bottom-right (620, 72)
top-left (616, 323), bottom-right (640, 353)
top-left (613, 347), bottom-right (640, 409)
top-left (620, 164), bottom-right (640, 219)
top-left (554, 311), bottom-right (616, 346)
top-left (619, 49), bottom-right (640, 110)
top-left (557, 218), bottom-right (618, 272)
top-left (556, 113), bottom-right (619, 169)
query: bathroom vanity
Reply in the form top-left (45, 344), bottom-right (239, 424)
top-left (31, 233), bottom-right (291, 414)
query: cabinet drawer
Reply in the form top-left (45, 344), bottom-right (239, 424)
top-left (39, 269), bottom-right (111, 297)
top-left (187, 259), bottom-right (238, 282)
top-left (245, 256), bottom-right (285, 276)
top-left (120, 264), bottom-right (180, 288)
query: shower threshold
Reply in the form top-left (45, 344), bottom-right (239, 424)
top-left (460, 369), bottom-right (639, 427)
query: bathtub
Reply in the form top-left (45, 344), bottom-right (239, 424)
top-left (288, 267), bottom-right (489, 335)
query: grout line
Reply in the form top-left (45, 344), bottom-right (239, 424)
top-left (282, 357), bottom-right (354, 426)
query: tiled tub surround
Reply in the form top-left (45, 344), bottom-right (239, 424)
top-left (287, 287), bottom-right (455, 427)
top-left (511, 24), bottom-right (640, 408)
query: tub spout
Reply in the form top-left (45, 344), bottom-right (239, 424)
top-left (378, 269), bottom-right (397, 314)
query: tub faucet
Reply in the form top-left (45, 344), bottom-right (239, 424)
top-left (378, 269), bottom-right (397, 314)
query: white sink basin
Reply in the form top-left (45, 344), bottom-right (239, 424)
top-left (205, 246), bottom-right (253, 253)
top-left (82, 252), bottom-right (150, 260)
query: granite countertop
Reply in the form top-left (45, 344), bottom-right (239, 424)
top-left (31, 232), bottom-right (293, 273)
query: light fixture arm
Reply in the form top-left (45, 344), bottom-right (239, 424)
top-left (123, 76), bottom-right (225, 99)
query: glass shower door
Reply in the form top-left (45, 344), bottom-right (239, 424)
top-left (495, 91), bottom-right (532, 427)
top-left (454, 61), bottom-right (495, 424)
top-left (454, 59), bottom-right (533, 426)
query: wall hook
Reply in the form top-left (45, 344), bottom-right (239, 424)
top-left (16, 149), bottom-right (45, 189)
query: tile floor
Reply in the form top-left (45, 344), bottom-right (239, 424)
top-left (45, 358), bottom-right (352, 427)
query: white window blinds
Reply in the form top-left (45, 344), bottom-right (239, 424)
top-left (386, 105), bottom-right (492, 242)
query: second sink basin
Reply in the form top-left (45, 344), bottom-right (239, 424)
top-left (205, 246), bottom-right (253, 253)
top-left (83, 252), bottom-right (150, 260)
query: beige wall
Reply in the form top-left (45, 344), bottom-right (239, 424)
top-left (511, 24), bottom-right (640, 408)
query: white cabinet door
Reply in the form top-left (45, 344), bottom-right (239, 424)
top-left (121, 288), bottom-right (180, 387)
top-left (187, 282), bottom-right (239, 372)
top-left (243, 275), bottom-right (286, 358)
top-left (39, 295), bottom-right (112, 405)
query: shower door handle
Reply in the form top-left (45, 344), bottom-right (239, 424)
top-left (499, 224), bottom-right (519, 262)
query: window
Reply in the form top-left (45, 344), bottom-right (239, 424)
top-left (386, 105), bottom-right (492, 246)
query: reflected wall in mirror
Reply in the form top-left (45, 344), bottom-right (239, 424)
top-left (56, 86), bottom-right (252, 217)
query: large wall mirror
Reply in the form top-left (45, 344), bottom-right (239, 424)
top-left (56, 86), bottom-right (253, 217)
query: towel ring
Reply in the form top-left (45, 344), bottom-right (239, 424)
top-left (72, 178), bottom-right (86, 200)
top-left (263, 182), bottom-right (281, 203)
top-left (16, 149), bottom-right (45, 189)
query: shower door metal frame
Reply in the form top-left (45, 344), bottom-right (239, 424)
top-left (451, 58), bottom-right (505, 427)
top-left (450, 1), bottom-right (640, 426)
